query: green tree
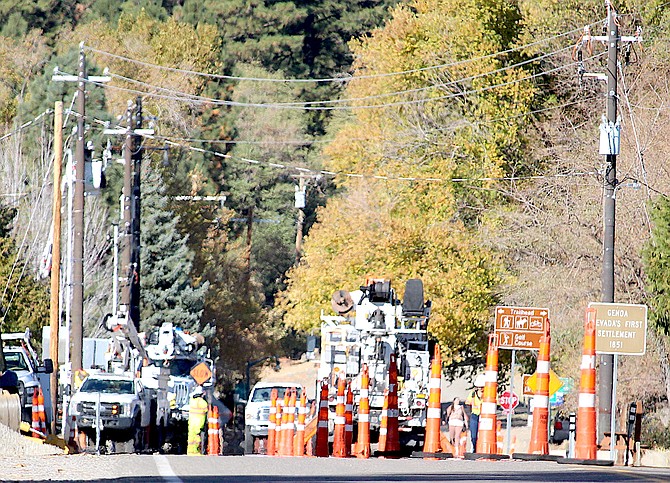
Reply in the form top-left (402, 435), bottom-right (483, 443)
top-left (140, 163), bottom-right (209, 334)
top-left (0, 201), bottom-right (49, 369)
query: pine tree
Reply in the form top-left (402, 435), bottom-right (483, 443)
top-left (643, 197), bottom-right (670, 333)
top-left (140, 164), bottom-right (209, 335)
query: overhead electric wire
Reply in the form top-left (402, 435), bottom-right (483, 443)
top-left (106, 44), bottom-right (575, 108)
top-left (0, 113), bottom-right (55, 324)
top-left (73, 51), bottom-right (606, 112)
top-left (0, 109), bottom-right (52, 143)
top-left (83, 24), bottom-right (592, 84)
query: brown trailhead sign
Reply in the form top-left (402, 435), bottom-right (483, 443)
top-left (190, 361), bottom-right (213, 385)
top-left (494, 306), bottom-right (549, 350)
top-left (589, 302), bottom-right (647, 355)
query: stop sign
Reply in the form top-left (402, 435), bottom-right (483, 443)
top-left (499, 390), bottom-right (519, 411)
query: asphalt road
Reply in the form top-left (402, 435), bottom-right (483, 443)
top-left (3, 454), bottom-right (670, 483)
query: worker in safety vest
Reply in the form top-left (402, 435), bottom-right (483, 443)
top-left (465, 375), bottom-right (484, 452)
top-left (187, 386), bottom-right (208, 455)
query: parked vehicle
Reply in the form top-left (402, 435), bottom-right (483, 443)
top-left (2, 330), bottom-right (53, 424)
top-left (69, 372), bottom-right (151, 453)
top-left (551, 412), bottom-right (570, 444)
top-left (244, 382), bottom-right (303, 454)
top-left (319, 278), bottom-right (432, 447)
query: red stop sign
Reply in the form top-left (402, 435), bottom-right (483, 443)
top-left (499, 390), bottom-right (519, 411)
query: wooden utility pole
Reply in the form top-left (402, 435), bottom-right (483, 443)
top-left (130, 98), bottom-right (142, 330)
top-left (598, 5), bottom-right (619, 442)
top-left (71, 46), bottom-right (86, 375)
top-left (294, 175), bottom-right (306, 265)
top-left (120, 101), bottom-right (133, 322)
top-left (51, 42), bottom-right (110, 385)
top-left (578, 5), bottom-right (643, 441)
top-left (49, 101), bottom-right (63, 434)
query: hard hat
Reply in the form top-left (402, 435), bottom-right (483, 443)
top-left (192, 386), bottom-right (204, 398)
top-left (474, 374), bottom-right (485, 388)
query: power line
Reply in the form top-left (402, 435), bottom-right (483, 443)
top-left (73, 52), bottom-right (606, 112)
top-left (0, 109), bottom-right (53, 143)
top-left (82, 25), bottom-right (591, 85)
top-left (106, 45), bottom-right (575, 108)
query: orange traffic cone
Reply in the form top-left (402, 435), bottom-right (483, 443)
top-left (277, 391), bottom-right (290, 455)
top-left (283, 388), bottom-right (296, 456)
top-left (353, 364), bottom-right (371, 458)
top-left (379, 353), bottom-right (400, 453)
top-left (267, 388), bottom-right (278, 456)
top-left (31, 390), bottom-right (46, 439)
top-left (510, 435), bottom-right (516, 455)
top-left (496, 420), bottom-right (503, 455)
top-left (332, 375), bottom-right (347, 457)
top-left (378, 389), bottom-right (390, 451)
top-left (575, 308), bottom-right (598, 460)
top-left (315, 380), bottom-right (330, 457)
top-left (476, 334), bottom-right (499, 454)
top-left (294, 388), bottom-right (307, 456)
top-left (207, 405), bottom-right (220, 455)
top-left (423, 345), bottom-right (442, 454)
top-left (345, 381), bottom-right (353, 457)
top-left (528, 329), bottom-right (551, 454)
top-left (387, 353), bottom-right (400, 452)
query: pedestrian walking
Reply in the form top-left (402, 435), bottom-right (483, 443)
top-left (446, 397), bottom-right (467, 455)
top-left (465, 375), bottom-right (484, 452)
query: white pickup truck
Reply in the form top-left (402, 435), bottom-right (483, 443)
top-left (69, 373), bottom-right (151, 453)
top-left (2, 330), bottom-right (53, 424)
top-left (244, 381), bottom-right (303, 454)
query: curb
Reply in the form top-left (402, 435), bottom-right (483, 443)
top-left (557, 457), bottom-right (614, 466)
top-left (464, 452), bottom-right (511, 461)
top-left (513, 453), bottom-right (563, 462)
top-left (410, 451), bottom-right (453, 459)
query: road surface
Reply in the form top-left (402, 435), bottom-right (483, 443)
top-left (2, 453), bottom-right (669, 482)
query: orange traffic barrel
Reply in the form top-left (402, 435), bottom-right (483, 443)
top-left (315, 380), bottom-right (330, 457)
top-left (423, 345), bottom-right (442, 454)
top-left (476, 334), bottom-right (499, 454)
top-left (294, 388), bottom-right (307, 456)
top-left (575, 308), bottom-right (598, 460)
top-left (528, 329), bottom-right (551, 454)
top-left (332, 375), bottom-right (347, 457)
top-left (353, 364), bottom-right (370, 458)
top-left (267, 388), bottom-right (278, 456)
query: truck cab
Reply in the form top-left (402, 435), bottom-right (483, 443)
top-left (2, 330), bottom-right (53, 424)
top-left (69, 372), bottom-right (150, 452)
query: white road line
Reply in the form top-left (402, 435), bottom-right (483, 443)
top-left (153, 454), bottom-right (184, 483)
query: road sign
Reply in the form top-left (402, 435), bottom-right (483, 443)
top-left (522, 374), bottom-right (534, 397)
top-left (190, 361), bottom-right (213, 385)
top-left (494, 306), bottom-right (549, 350)
top-left (589, 302), bottom-right (648, 355)
top-left (524, 369), bottom-right (564, 397)
top-left (499, 390), bottom-right (519, 411)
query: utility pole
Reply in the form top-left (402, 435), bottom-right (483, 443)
top-left (294, 174), bottom-right (306, 265)
top-left (49, 101), bottom-right (63, 434)
top-left (51, 43), bottom-right (110, 383)
top-left (578, 4), bottom-right (642, 442)
top-left (599, 4), bottom-right (619, 443)
top-left (120, 101), bottom-right (134, 327)
top-left (130, 97), bottom-right (142, 329)
top-left (71, 47), bottom-right (86, 376)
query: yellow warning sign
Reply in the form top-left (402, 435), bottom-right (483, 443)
top-left (190, 361), bottom-right (213, 386)
top-left (524, 369), bottom-right (564, 397)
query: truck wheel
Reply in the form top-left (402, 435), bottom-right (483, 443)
top-left (244, 426), bottom-right (255, 455)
